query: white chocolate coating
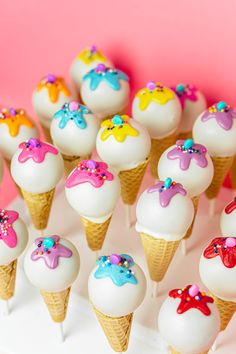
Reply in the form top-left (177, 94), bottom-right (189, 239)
top-left (50, 112), bottom-right (100, 156)
top-left (65, 171), bottom-right (120, 223)
top-left (158, 297), bottom-right (220, 354)
top-left (193, 112), bottom-right (236, 157)
top-left (32, 83), bottom-right (74, 129)
top-left (158, 145), bottom-right (214, 197)
top-left (132, 93), bottom-right (181, 139)
top-left (88, 263), bottom-right (146, 317)
top-left (220, 204), bottom-right (236, 236)
top-left (177, 91), bottom-right (207, 133)
top-left (96, 119), bottom-right (151, 171)
top-left (0, 123), bottom-right (39, 160)
top-left (199, 249), bottom-right (236, 302)
top-left (0, 155), bottom-right (3, 183)
top-left (70, 56), bottom-right (113, 89)
top-left (0, 217), bottom-right (28, 266)
top-left (136, 188), bottom-right (194, 241)
top-left (81, 80), bottom-right (130, 120)
top-left (24, 237), bottom-right (80, 292)
top-left (11, 145), bottom-right (64, 193)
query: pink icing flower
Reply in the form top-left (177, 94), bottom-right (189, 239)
top-left (148, 179), bottom-right (186, 207)
top-left (66, 160), bottom-right (114, 188)
top-left (172, 84), bottom-right (198, 109)
top-left (18, 138), bottom-right (58, 163)
top-left (0, 209), bottom-right (19, 248)
top-left (31, 235), bottom-right (72, 269)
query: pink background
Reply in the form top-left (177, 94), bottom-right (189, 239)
top-left (1, 0), bottom-right (236, 206)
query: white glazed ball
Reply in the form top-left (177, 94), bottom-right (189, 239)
top-left (24, 237), bottom-right (80, 292)
top-left (193, 112), bottom-right (236, 157)
top-left (88, 263), bottom-right (146, 317)
top-left (158, 145), bottom-right (214, 197)
top-left (220, 200), bottom-right (236, 236)
top-left (11, 144), bottom-right (64, 193)
top-left (0, 216), bottom-right (28, 265)
top-left (0, 155), bottom-right (3, 183)
top-left (136, 188), bottom-right (194, 241)
top-left (96, 119), bottom-right (151, 171)
top-left (158, 297), bottom-right (220, 354)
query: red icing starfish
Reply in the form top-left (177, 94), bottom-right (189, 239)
top-left (169, 285), bottom-right (213, 316)
top-left (225, 198), bottom-right (236, 214)
top-left (203, 237), bottom-right (236, 268)
top-left (18, 138), bottom-right (58, 163)
top-left (0, 209), bottom-right (19, 248)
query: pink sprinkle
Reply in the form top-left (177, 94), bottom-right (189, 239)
top-left (147, 81), bottom-right (156, 91)
top-left (96, 63), bottom-right (106, 72)
top-left (69, 101), bottom-right (79, 111)
top-left (189, 284), bottom-right (200, 297)
top-left (225, 237), bottom-right (236, 248)
top-left (110, 254), bottom-right (121, 265)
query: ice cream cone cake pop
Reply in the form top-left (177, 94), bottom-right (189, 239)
top-left (96, 114), bottom-right (151, 205)
top-left (0, 209), bottom-right (28, 305)
top-left (51, 101), bottom-right (100, 175)
top-left (136, 178), bottom-right (194, 282)
top-left (158, 139), bottom-right (213, 240)
top-left (88, 253), bottom-right (146, 352)
top-left (11, 138), bottom-right (64, 230)
top-left (81, 64), bottom-right (130, 120)
top-left (65, 159), bottom-right (120, 251)
top-left (132, 81), bottom-right (181, 178)
top-left (70, 45), bottom-right (112, 90)
top-left (220, 198), bottom-right (236, 236)
top-left (193, 101), bottom-right (236, 199)
top-left (32, 74), bottom-right (74, 142)
top-left (24, 235), bottom-right (79, 325)
top-left (158, 284), bottom-right (220, 354)
top-left (199, 236), bottom-right (236, 331)
top-left (172, 84), bottom-right (207, 140)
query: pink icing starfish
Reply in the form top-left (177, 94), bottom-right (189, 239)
top-left (148, 179), bottom-right (186, 207)
top-left (0, 209), bottom-right (19, 248)
top-left (66, 160), bottom-right (114, 189)
top-left (18, 138), bottom-right (58, 163)
top-left (31, 235), bottom-right (72, 269)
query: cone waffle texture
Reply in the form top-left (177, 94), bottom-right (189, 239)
top-left (229, 155), bottom-right (236, 189)
top-left (176, 131), bottom-right (192, 141)
top-left (169, 347), bottom-right (208, 354)
top-left (41, 124), bottom-right (53, 144)
top-left (21, 188), bottom-right (55, 230)
top-left (0, 260), bottom-right (17, 300)
top-left (119, 159), bottom-right (148, 205)
top-left (184, 196), bottom-right (199, 240)
top-left (140, 233), bottom-right (180, 282)
top-left (212, 294), bottom-right (236, 331)
top-left (205, 156), bottom-right (234, 199)
top-left (93, 306), bottom-right (133, 352)
top-left (40, 287), bottom-right (71, 323)
top-left (62, 153), bottom-right (90, 177)
top-left (150, 133), bottom-right (176, 179)
top-left (80, 216), bottom-right (112, 251)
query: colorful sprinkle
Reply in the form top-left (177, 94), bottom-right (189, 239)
top-left (0, 209), bottom-right (19, 248)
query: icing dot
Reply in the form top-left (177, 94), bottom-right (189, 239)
top-left (96, 63), bottom-right (106, 72)
top-left (112, 115), bottom-right (123, 125)
top-left (189, 284), bottom-right (200, 297)
top-left (87, 160), bottom-right (97, 170)
top-left (225, 237), bottom-right (236, 248)
top-left (28, 138), bottom-right (39, 148)
top-left (69, 101), bottom-right (79, 111)
top-left (176, 83), bottom-right (185, 93)
top-left (43, 237), bottom-right (55, 249)
top-left (9, 107), bottom-right (16, 116)
top-left (146, 81), bottom-right (156, 91)
top-left (217, 101), bottom-right (227, 110)
top-left (90, 45), bottom-right (97, 53)
top-left (47, 74), bottom-right (56, 83)
top-left (164, 177), bottom-right (172, 189)
top-left (184, 138), bottom-right (194, 149)
top-left (110, 254), bottom-right (121, 265)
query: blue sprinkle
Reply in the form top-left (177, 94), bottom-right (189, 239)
top-left (184, 138), bottom-right (194, 149)
top-left (164, 177), bottom-right (172, 189)
top-left (217, 101), bottom-right (227, 110)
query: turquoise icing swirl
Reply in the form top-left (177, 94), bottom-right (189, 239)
top-left (54, 102), bottom-right (91, 129)
top-left (83, 66), bottom-right (128, 91)
top-left (94, 254), bottom-right (137, 286)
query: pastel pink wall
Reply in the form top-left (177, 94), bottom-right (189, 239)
top-left (1, 0), bottom-right (236, 206)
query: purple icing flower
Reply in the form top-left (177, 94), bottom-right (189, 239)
top-left (167, 139), bottom-right (208, 171)
top-left (201, 103), bottom-right (236, 130)
top-left (148, 179), bottom-right (186, 207)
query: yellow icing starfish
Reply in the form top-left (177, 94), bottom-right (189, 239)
top-left (36, 76), bottom-right (71, 103)
top-left (0, 108), bottom-right (34, 137)
top-left (101, 115), bottom-right (139, 142)
top-left (136, 82), bottom-right (174, 110)
top-left (78, 47), bottom-right (106, 65)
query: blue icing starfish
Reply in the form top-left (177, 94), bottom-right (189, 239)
top-left (83, 63), bottom-right (128, 91)
top-left (94, 253), bottom-right (137, 286)
top-left (53, 101), bottom-right (91, 129)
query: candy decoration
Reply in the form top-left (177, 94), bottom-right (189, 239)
top-left (183, 138), bottom-right (194, 149)
top-left (224, 197), bottom-right (236, 214)
top-left (0, 209), bottom-right (19, 248)
top-left (146, 81), bottom-right (156, 91)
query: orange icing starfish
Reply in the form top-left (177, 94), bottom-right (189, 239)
top-left (0, 108), bottom-right (34, 137)
top-left (101, 115), bottom-right (139, 143)
top-left (136, 82), bottom-right (175, 110)
top-left (77, 46), bottom-right (106, 65)
top-left (36, 74), bottom-right (71, 103)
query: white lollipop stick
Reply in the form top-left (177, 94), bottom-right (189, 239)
top-left (39, 229), bottom-right (45, 237)
top-left (58, 322), bottom-right (64, 342)
top-left (3, 300), bottom-right (10, 316)
top-left (181, 239), bottom-right (187, 256)
top-left (152, 281), bottom-right (158, 298)
top-left (124, 204), bottom-right (132, 229)
top-left (209, 199), bottom-right (216, 218)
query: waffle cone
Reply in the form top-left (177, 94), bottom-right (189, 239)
top-left (62, 153), bottom-right (91, 177)
top-left (211, 294), bottom-right (236, 331)
top-left (119, 159), bottom-right (148, 205)
top-left (80, 216), bottom-right (112, 251)
top-left (176, 131), bottom-right (192, 141)
top-left (205, 156), bottom-right (234, 199)
top-left (140, 233), bottom-right (180, 282)
top-left (21, 188), bottom-right (55, 230)
top-left (40, 287), bottom-right (71, 323)
top-left (93, 306), bottom-right (133, 352)
top-left (0, 260), bottom-right (17, 300)
top-left (184, 196), bottom-right (200, 240)
top-left (41, 124), bottom-right (53, 144)
top-left (150, 133), bottom-right (176, 179)
top-left (229, 155), bottom-right (236, 189)
top-left (169, 347), bottom-right (208, 354)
